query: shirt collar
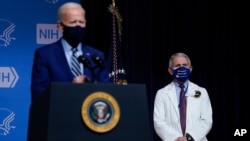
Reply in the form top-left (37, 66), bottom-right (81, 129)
top-left (61, 39), bottom-right (82, 52)
top-left (174, 80), bottom-right (188, 89)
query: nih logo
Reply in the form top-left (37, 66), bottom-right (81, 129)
top-left (36, 24), bottom-right (62, 44)
top-left (0, 67), bottom-right (19, 88)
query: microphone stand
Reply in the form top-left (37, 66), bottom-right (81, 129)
top-left (90, 67), bottom-right (98, 84)
top-left (92, 55), bottom-right (105, 81)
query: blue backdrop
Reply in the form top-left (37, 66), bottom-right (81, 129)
top-left (0, 0), bottom-right (79, 140)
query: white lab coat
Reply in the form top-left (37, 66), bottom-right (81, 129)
top-left (153, 81), bottom-right (213, 141)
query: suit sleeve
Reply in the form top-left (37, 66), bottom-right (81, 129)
top-left (30, 49), bottom-right (51, 102)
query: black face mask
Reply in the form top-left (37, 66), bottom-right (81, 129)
top-left (62, 25), bottom-right (86, 47)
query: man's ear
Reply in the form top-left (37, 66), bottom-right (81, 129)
top-left (57, 21), bottom-right (63, 32)
top-left (189, 66), bottom-right (193, 72)
top-left (168, 68), bottom-right (173, 75)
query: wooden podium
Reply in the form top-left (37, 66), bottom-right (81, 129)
top-left (27, 83), bottom-right (152, 141)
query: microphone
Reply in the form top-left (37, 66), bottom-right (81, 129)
top-left (92, 55), bottom-right (105, 69)
top-left (78, 55), bottom-right (98, 83)
top-left (78, 55), bottom-right (91, 68)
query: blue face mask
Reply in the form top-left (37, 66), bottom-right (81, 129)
top-left (172, 66), bottom-right (191, 83)
top-left (63, 25), bottom-right (86, 47)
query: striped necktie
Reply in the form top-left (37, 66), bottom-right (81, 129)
top-left (179, 83), bottom-right (186, 135)
top-left (71, 48), bottom-right (81, 76)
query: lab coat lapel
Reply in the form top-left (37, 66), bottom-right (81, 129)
top-left (168, 82), bottom-right (181, 117)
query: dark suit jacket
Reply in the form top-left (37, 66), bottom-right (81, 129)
top-left (30, 39), bottom-right (110, 102)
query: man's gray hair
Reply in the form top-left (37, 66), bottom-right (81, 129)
top-left (168, 52), bottom-right (191, 68)
top-left (57, 2), bottom-right (85, 22)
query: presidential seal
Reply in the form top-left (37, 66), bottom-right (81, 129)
top-left (81, 91), bottom-right (120, 133)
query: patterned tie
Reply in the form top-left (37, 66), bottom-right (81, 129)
top-left (71, 48), bottom-right (81, 76)
top-left (179, 83), bottom-right (186, 135)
